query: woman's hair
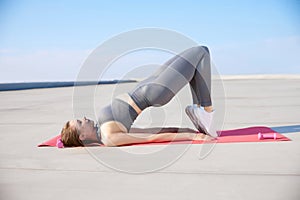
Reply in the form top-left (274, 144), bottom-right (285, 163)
top-left (60, 121), bottom-right (84, 147)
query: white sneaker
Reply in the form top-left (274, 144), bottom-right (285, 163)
top-left (185, 105), bottom-right (204, 133)
top-left (185, 105), bottom-right (217, 137)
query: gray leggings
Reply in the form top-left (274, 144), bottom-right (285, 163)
top-left (129, 46), bottom-right (212, 110)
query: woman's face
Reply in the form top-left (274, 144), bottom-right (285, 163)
top-left (69, 117), bottom-right (97, 141)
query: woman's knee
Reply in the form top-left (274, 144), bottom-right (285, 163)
top-left (201, 46), bottom-right (210, 54)
top-left (194, 45), bottom-right (210, 54)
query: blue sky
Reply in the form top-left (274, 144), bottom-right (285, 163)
top-left (0, 0), bottom-right (299, 82)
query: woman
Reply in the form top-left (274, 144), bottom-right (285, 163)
top-left (61, 46), bottom-right (216, 147)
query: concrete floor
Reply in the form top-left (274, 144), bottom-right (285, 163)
top-left (0, 77), bottom-right (299, 200)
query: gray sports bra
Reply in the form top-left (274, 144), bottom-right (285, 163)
top-left (97, 96), bottom-right (139, 132)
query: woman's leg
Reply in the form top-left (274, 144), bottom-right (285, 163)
top-left (189, 46), bottom-right (212, 108)
top-left (184, 47), bottom-right (215, 136)
top-left (128, 46), bottom-right (212, 110)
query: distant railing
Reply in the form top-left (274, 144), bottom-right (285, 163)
top-left (0, 80), bottom-right (137, 91)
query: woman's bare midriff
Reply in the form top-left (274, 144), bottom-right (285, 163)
top-left (100, 93), bottom-right (142, 134)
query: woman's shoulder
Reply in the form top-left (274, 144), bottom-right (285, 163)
top-left (100, 121), bottom-right (128, 135)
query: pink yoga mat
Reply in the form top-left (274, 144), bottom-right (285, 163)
top-left (38, 126), bottom-right (290, 147)
top-left (38, 126), bottom-right (290, 148)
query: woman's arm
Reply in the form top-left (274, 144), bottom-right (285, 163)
top-left (102, 132), bottom-right (213, 147)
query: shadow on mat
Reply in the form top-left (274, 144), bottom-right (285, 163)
top-left (270, 125), bottom-right (300, 134)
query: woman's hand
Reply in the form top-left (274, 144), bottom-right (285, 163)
top-left (193, 133), bottom-right (216, 141)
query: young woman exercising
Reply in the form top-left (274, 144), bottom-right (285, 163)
top-left (60, 46), bottom-right (216, 147)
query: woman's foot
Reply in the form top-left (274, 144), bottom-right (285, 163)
top-left (185, 105), bottom-right (217, 137)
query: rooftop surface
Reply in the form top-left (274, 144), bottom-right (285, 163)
top-left (0, 76), bottom-right (299, 200)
